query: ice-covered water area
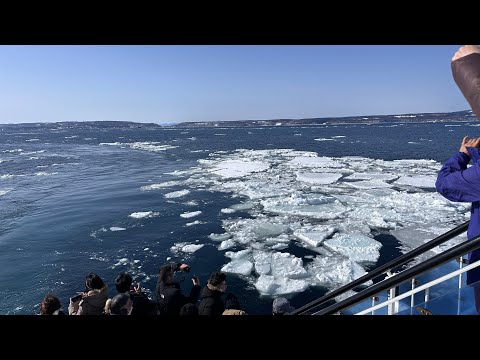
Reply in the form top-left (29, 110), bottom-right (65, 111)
top-left (159, 149), bottom-right (470, 298)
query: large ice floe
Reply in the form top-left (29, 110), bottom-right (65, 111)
top-left (160, 149), bottom-right (469, 298)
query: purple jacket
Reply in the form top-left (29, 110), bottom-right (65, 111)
top-left (436, 147), bottom-right (480, 285)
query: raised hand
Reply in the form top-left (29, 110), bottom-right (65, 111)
top-left (452, 45), bottom-right (480, 62)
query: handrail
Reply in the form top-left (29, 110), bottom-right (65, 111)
top-left (313, 234), bottom-right (480, 315)
top-left (355, 258), bottom-right (480, 315)
top-left (291, 220), bottom-right (470, 315)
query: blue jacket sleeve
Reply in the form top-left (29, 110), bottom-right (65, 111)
top-left (436, 150), bottom-right (480, 202)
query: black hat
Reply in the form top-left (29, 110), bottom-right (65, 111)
top-left (225, 293), bottom-right (240, 310)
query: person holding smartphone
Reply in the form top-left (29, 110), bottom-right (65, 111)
top-left (114, 273), bottom-right (157, 315)
top-left (155, 262), bottom-right (201, 316)
top-left (436, 45), bottom-right (480, 314)
top-left (68, 272), bottom-right (109, 315)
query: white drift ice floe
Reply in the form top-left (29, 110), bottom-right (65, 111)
top-left (160, 148), bottom-right (468, 298)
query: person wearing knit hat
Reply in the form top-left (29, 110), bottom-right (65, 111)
top-left (272, 297), bottom-right (295, 315)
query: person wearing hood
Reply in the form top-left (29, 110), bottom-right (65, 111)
top-left (68, 272), bottom-right (109, 315)
top-left (198, 271), bottom-right (227, 316)
top-left (436, 45), bottom-right (480, 313)
top-left (222, 292), bottom-right (247, 315)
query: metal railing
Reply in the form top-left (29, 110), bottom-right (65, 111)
top-left (290, 221), bottom-right (470, 315)
top-left (355, 258), bottom-right (480, 315)
top-left (312, 234), bottom-right (480, 315)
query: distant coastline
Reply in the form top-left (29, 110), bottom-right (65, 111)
top-left (0, 110), bottom-right (476, 129)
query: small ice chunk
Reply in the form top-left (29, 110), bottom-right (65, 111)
top-left (186, 220), bottom-right (204, 226)
top-left (225, 249), bottom-right (251, 259)
top-left (221, 208), bottom-right (236, 214)
top-left (252, 223), bottom-right (289, 238)
top-left (293, 225), bottom-right (337, 247)
top-left (140, 181), bottom-right (182, 190)
top-left (164, 189), bottom-right (190, 198)
top-left (230, 202), bottom-right (256, 210)
top-left (323, 233), bottom-right (382, 263)
top-left (181, 244), bottom-right (204, 253)
top-left (262, 201), bottom-right (348, 220)
top-left (255, 274), bottom-right (310, 295)
top-left (253, 251), bottom-right (272, 275)
top-left (306, 255), bottom-right (372, 288)
top-left (113, 258), bottom-right (129, 267)
top-left (110, 227), bottom-right (126, 231)
top-left (219, 239), bottom-right (236, 250)
top-left (393, 175), bottom-right (437, 188)
top-left (143, 248), bottom-right (150, 251)
top-left (180, 211), bottom-right (202, 218)
top-left (170, 242), bottom-right (188, 253)
top-left (129, 211), bottom-right (153, 219)
top-left (221, 259), bottom-right (254, 276)
top-left (296, 172), bottom-right (342, 185)
top-left (270, 252), bottom-right (309, 279)
top-left (209, 233), bottom-right (231, 242)
top-left (209, 160), bottom-right (270, 178)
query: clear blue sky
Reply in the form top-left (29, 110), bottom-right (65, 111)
top-left (0, 45), bottom-right (469, 124)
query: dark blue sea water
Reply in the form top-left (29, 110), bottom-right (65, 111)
top-left (0, 119), bottom-right (478, 314)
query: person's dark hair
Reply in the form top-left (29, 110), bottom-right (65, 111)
top-left (179, 303), bottom-right (199, 316)
top-left (208, 271), bottom-right (226, 286)
top-left (40, 293), bottom-right (61, 315)
top-left (224, 293), bottom-right (241, 310)
top-left (159, 266), bottom-right (173, 283)
top-left (115, 273), bottom-right (133, 293)
top-left (110, 294), bottom-right (131, 315)
top-left (85, 272), bottom-right (105, 291)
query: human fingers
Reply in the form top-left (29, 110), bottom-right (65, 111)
top-left (468, 138), bottom-right (480, 148)
top-left (452, 46), bottom-right (466, 61)
top-left (452, 45), bottom-right (480, 61)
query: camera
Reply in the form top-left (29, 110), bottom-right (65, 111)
top-left (70, 294), bottom-right (83, 303)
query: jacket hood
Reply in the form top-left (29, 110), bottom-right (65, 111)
top-left (200, 285), bottom-right (223, 299)
top-left (83, 285), bottom-right (109, 310)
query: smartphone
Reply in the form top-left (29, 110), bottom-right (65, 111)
top-left (70, 294), bottom-right (83, 303)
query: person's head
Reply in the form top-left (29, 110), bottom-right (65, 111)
top-left (109, 293), bottom-right (133, 315)
top-left (85, 272), bottom-right (105, 292)
top-left (159, 266), bottom-right (174, 284)
top-left (40, 293), bottom-right (62, 315)
top-left (179, 303), bottom-right (199, 316)
top-left (224, 293), bottom-right (241, 310)
top-left (272, 297), bottom-right (295, 315)
top-left (207, 271), bottom-right (227, 292)
top-left (115, 273), bottom-right (133, 293)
